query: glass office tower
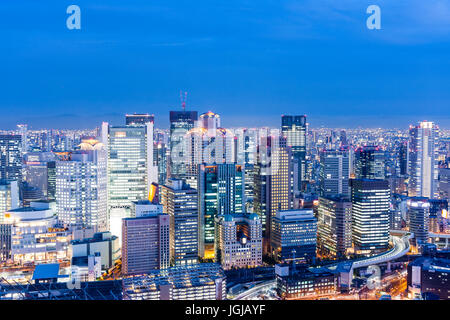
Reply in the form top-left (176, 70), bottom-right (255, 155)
top-left (107, 122), bottom-right (156, 241)
top-left (351, 179), bottom-right (390, 255)
top-left (160, 179), bottom-right (198, 266)
top-left (281, 115), bottom-right (307, 191)
top-left (197, 163), bottom-right (244, 259)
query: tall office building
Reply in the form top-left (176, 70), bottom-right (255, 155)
top-left (17, 124), bottom-right (28, 154)
top-left (234, 128), bottom-right (258, 167)
top-left (160, 179), bottom-right (198, 266)
top-left (107, 122), bottom-right (157, 240)
top-left (0, 180), bottom-right (19, 223)
top-left (270, 209), bottom-right (317, 264)
top-left (407, 197), bottom-right (430, 245)
top-left (254, 136), bottom-right (293, 245)
top-left (197, 163), bottom-right (244, 259)
top-left (125, 113), bottom-right (155, 126)
top-left (439, 168), bottom-right (450, 200)
top-left (408, 121), bottom-right (439, 199)
top-left (185, 112), bottom-right (236, 178)
top-left (122, 212), bottom-right (170, 275)
top-left (354, 146), bottom-right (385, 180)
top-left (399, 140), bottom-right (409, 177)
top-left (317, 196), bottom-right (352, 258)
top-left (56, 148), bottom-right (108, 232)
top-left (281, 115), bottom-right (307, 191)
top-left (169, 110), bottom-right (198, 179)
top-left (215, 213), bottom-right (262, 270)
top-left (0, 135), bottom-right (22, 182)
top-left (155, 141), bottom-right (168, 185)
top-left (351, 179), bottom-right (390, 255)
top-left (319, 149), bottom-right (351, 197)
top-left (23, 152), bottom-right (57, 201)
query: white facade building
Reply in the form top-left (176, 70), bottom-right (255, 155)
top-left (215, 213), bottom-right (262, 270)
top-left (408, 121), bottom-right (439, 199)
top-left (56, 147), bottom-right (108, 232)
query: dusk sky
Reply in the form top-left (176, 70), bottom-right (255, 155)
top-left (1, 0), bottom-right (450, 129)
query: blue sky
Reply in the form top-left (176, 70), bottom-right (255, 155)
top-left (1, 0), bottom-right (450, 129)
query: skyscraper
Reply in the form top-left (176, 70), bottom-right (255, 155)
top-left (439, 168), bottom-right (450, 200)
top-left (56, 148), bottom-right (108, 232)
top-left (270, 209), bottom-right (317, 264)
top-left (160, 179), bottom-right (198, 266)
top-left (399, 140), bottom-right (409, 177)
top-left (354, 146), bottom-right (385, 180)
top-left (281, 115), bottom-right (307, 191)
top-left (185, 112), bottom-right (236, 180)
top-left (122, 212), bottom-right (170, 275)
top-left (107, 122), bottom-right (157, 240)
top-left (197, 163), bottom-right (244, 259)
top-left (125, 113), bottom-right (155, 126)
top-left (0, 180), bottom-right (19, 224)
top-left (317, 195), bottom-right (352, 258)
top-left (215, 213), bottom-right (262, 270)
top-left (254, 136), bottom-right (293, 246)
top-left (0, 135), bottom-right (22, 182)
top-left (407, 197), bottom-right (430, 245)
top-left (169, 110), bottom-right (197, 179)
top-left (408, 121), bottom-right (439, 199)
top-left (23, 152), bottom-right (57, 201)
top-left (351, 179), bottom-right (390, 255)
top-left (319, 149), bottom-right (351, 197)
top-left (17, 124), bottom-right (28, 154)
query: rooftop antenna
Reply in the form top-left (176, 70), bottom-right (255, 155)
top-left (180, 90), bottom-right (188, 111)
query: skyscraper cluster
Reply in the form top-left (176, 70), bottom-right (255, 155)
top-left (0, 112), bottom-right (449, 300)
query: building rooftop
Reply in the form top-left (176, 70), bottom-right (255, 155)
top-left (32, 263), bottom-right (60, 281)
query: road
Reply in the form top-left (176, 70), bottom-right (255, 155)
top-left (235, 232), bottom-right (412, 300)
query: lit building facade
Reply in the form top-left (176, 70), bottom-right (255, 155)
top-left (169, 110), bottom-right (197, 179)
top-left (351, 179), bottom-right (390, 255)
top-left (160, 179), bottom-right (198, 266)
top-left (0, 135), bottom-right (22, 182)
top-left (184, 112), bottom-right (236, 178)
top-left (0, 180), bottom-right (19, 224)
top-left (317, 196), bottom-right (352, 258)
top-left (198, 163), bottom-right (244, 259)
top-left (1, 202), bottom-right (71, 264)
top-left (354, 146), bottom-right (385, 180)
top-left (319, 149), bottom-right (351, 197)
top-left (407, 197), bottom-right (430, 245)
top-left (408, 121), bottom-right (439, 199)
top-left (56, 149), bottom-right (108, 232)
top-left (407, 256), bottom-right (450, 300)
top-left (125, 113), bottom-right (154, 126)
top-left (270, 209), bottom-right (317, 264)
top-left (275, 264), bottom-right (338, 299)
top-left (23, 152), bottom-right (56, 201)
top-left (254, 136), bottom-right (294, 246)
top-left (107, 122), bottom-right (157, 240)
top-left (215, 213), bottom-right (262, 270)
top-left (281, 115), bottom-right (307, 191)
top-left (121, 213), bottom-right (170, 275)
top-left (122, 263), bottom-right (226, 300)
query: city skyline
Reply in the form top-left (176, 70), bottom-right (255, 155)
top-left (0, 1), bottom-right (449, 303)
